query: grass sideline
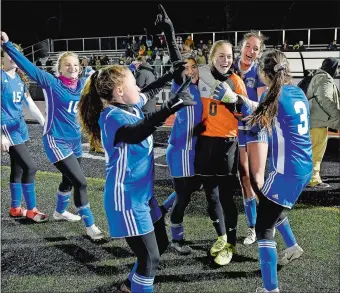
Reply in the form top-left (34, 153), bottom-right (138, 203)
top-left (1, 166), bottom-right (339, 293)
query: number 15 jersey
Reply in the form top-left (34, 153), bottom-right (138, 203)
top-left (268, 85), bottom-right (312, 177)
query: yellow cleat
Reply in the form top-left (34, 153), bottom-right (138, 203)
top-left (210, 236), bottom-right (228, 257)
top-left (214, 243), bottom-right (236, 266)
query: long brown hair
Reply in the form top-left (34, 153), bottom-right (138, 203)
top-left (1, 43), bottom-right (30, 89)
top-left (247, 49), bottom-right (292, 133)
top-left (78, 65), bottom-right (129, 149)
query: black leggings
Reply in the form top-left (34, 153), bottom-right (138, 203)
top-left (256, 192), bottom-right (285, 241)
top-left (54, 154), bottom-right (88, 208)
top-left (170, 176), bottom-right (201, 224)
top-left (203, 175), bottom-right (239, 244)
top-left (125, 216), bottom-right (168, 277)
top-left (9, 144), bottom-right (38, 184)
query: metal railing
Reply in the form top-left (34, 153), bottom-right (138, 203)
top-left (48, 27), bottom-right (339, 52)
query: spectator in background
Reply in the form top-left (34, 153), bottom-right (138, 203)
top-left (138, 44), bottom-right (146, 57)
top-left (327, 40), bottom-right (338, 50)
top-left (135, 56), bottom-right (156, 89)
top-left (196, 48), bottom-right (206, 65)
top-left (159, 32), bottom-right (167, 48)
top-left (280, 40), bottom-right (290, 51)
top-left (298, 41), bottom-right (306, 51)
top-left (35, 58), bottom-right (42, 67)
top-left (184, 35), bottom-right (194, 49)
top-left (147, 47), bottom-right (153, 58)
top-left (153, 52), bottom-right (163, 78)
top-left (197, 39), bottom-right (204, 50)
top-left (307, 57), bottom-right (340, 188)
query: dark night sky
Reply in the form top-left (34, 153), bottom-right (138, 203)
top-left (2, 0), bottom-right (340, 47)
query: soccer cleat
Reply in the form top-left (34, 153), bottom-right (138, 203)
top-left (255, 287), bottom-right (280, 292)
top-left (214, 243), bottom-right (236, 266)
top-left (170, 240), bottom-right (193, 255)
top-left (9, 207), bottom-right (27, 217)
top-left (53, 210), bottom-right (81, 222)
top-left (278, 244), bottom-right (304, 265)
top-left (26, 208), bottom-right (48, 223)
top-left (85, 224), bottom-right (105, 240)
top-left (244, 227), bottom-right (256, 245)
top-left (210, 236), bottom-right (228, 257)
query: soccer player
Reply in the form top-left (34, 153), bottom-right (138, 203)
top-left (155, 5), bottom-right (204, 255)
top-left (78, 65), bottom-right (195, 293)
top-left (246, 49), bottom-right (312, 292)
top-left (195, 40), bottom-right (248, 266)
top-left (1, 31), bottom-right (103, 240)
top-left (233, 31), bottom-right (267, 245)
top-left (1, 45), bottom-right (47, 222)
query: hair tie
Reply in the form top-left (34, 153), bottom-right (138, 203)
top-left (274, 63), bottom-right (287, 72)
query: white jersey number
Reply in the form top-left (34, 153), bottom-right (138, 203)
top-left (67, 101), bottom-right (79, 114)
top-left (294, 101), bottom-right (308, 135)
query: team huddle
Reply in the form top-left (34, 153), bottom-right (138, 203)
top-left (1, 4), bottom-right (313, 293)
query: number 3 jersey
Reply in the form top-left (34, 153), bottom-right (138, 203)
top-left (267, 85), bottom-right (312, 177)
top-left (1, 69), bottom-right (27, 123)
top-left (2, 41), bottom-right (86, 140)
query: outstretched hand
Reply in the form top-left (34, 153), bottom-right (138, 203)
top-left (1, 31), bottom-right (9, 45)
top-left (155, 4), bottom-right (174, 32)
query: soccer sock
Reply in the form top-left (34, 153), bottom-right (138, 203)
top-left (131, 272), bottom-right (154, 293)
top-left (22, 183), bottom-right (37, 210)
top-left (258, 240), bottom-right (279, 292)
top-left (128, 261), bottom-right (138, 283)
top-left (171, 222), bottom-right (184, 241)
top-left (244, 196), bottom-right (257, 228)
top-left (162, 191), bottom-right (176, 212)
top-left (10, 183), bottom-right (22, 208)
top-left (77, 204), bottom-right (94, 227)
top-left (212, 219), bottom-right (224, 236)
top-left (227, 228), bottom-right (237, 246)
top-left (56, 190), bottom-right (71, 214)
top-left (275, 217), bottom-right (297, 248)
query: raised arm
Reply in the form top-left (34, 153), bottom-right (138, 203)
top-left (1, 31), bottom-right (55, 88)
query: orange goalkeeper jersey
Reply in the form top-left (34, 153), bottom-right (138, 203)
top-left (197, 69), bottom-right (247, 138)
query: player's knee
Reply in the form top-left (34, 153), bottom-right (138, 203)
top-left (255, 226), bottom-right (274, 241)
top-left (73, 177), bottom-right (87, 190)
top-left (250, 175), bottom-right (264, 193)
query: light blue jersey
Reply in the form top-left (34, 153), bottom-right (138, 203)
top-left (1, 70), bottom-right (27, 123)
top-left (1, 70), bottom-right (29, 145)
top-left (166, 82), bottom-right (203, 177)
top-left (2, 41), bottom-right (86, 140)
top-left (234, 56), bottom-right (265, 102)
top-left (260, 85), bottom-right (313, 208)
top-left (99, 95), bottom-right (157, 238)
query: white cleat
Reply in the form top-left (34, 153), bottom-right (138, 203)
top-left (53, 210), bottom-right (81, 222)
top-left (278, 244), bottom-right (304, 265)
top-left (85, 224), bottom-right (105, 240)
top-left (243, 227), bottom-right (256, 245)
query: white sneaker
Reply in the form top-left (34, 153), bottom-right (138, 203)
top-left (86, 224), bottom-right (105, 240)
top-left (278, 244), bottom-right (304, 265)
top-left (243, 228), bottom-right (256, 245)
top-left (255, 287), bottom-right (280, 292)
top-left (53, 210), bottom-right (81, 222)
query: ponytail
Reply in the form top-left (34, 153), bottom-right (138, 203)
top-left (78, 71), bottom-right (103, 149)
top-left (247, 49), bottom-right (291, 134)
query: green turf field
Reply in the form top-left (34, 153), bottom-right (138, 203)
top-left (1, 166), bottom-right (339, 293)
